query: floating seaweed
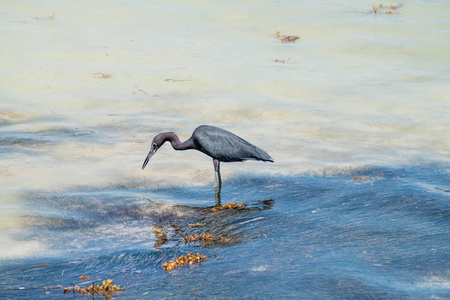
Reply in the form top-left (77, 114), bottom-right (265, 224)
top-left (79, 274), bottom-right (90, 280)
top-left (273, 57), bottom-right (292, 64)
top-left (188, 222), bottom-right (204, 228)
top-left (352, 173), bottom-right (384, 183)
top-left (182, 233), bottom-right (214, 245)
top-left (182, 233), bottom-right (232, 245)
top-left (163, 253), bottom-right (208, 272)
top-left (63, 279), bottom-right (124, 297)
top-left (353, 176), bottom-right (374, 182)
top-left (372, 3), bottom-right (403, 14)
top-left (211, 202), bottom-right (248, 212)
top-left (281, 36), bottom-right (300, 43)
top-left (274, 31), bottom-right (300, 43)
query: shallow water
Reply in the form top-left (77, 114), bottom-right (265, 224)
top-left (1, 0), bottom-right (450, 299)
top-left (1, 169), bottom-right (449, 299)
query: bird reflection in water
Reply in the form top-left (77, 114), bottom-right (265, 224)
top-left (147, 198), bottom-right (275, 249)
top-left (152, 225), bottom-right (168, 248)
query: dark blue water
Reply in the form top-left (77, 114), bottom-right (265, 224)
top-left (1, 167), bottom-right (449, 299)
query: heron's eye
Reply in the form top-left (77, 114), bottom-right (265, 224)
top-left (152, 143), bottom-right (157, 149)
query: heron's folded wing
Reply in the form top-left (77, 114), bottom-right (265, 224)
top-left (194, 126), bottom-right (273, 162)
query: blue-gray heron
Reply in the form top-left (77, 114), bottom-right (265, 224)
top-left (142, 125), bottom-right (273, 202)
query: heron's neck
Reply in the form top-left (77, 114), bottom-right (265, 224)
top-left (162, 132), bottom-right (194, 151)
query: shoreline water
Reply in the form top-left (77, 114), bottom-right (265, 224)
top-left (1, 0), bottom-right (449, 298)
top-left (1, 167), bottom-right (449, 298)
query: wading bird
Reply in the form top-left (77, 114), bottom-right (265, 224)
top-left (142, 125), bottom-right (273, 204)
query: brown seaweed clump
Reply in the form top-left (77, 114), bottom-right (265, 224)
top-left (353, 173), bottom-right (384, 183)
top-left (182, 233), bottom-right (214, 245)
top-left (63, 279), bottom-right (124, 297)
top-left (163, 253), bottom-right (208, 272)
top-left (274, 31), bottom-right (300, 43)
top-left (211, 202), bottom-right (248, 212)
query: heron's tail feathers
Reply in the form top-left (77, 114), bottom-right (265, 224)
top-left (251, 146), bottom-right (274, 162)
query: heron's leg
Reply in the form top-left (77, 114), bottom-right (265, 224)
top-left (213, 159), bottom-right (222, 188)
top-left (215, 187), bottom-right (221, 206)
top-left (213, 159), bottom-right (222, 206)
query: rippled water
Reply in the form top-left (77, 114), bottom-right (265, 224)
top-left (1, 0), bottom-right (449, 299)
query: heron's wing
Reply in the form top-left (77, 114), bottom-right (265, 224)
top-left (193, 125), bottom-right (273, 162)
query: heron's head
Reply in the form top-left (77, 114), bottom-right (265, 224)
top-left (142, 133), bottom-right (167, 170)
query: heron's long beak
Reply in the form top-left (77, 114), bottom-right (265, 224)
top-left (142, 147), bottom-right (157, 170)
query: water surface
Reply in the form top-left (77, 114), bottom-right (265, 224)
top-left (1, 0), bottom-right (449, 298)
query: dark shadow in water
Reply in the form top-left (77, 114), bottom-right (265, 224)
top-left (144, 198), bottom-right (275, 249)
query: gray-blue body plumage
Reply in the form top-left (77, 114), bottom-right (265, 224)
top-left (190, 125), bottom-right (273, 163)
top-left (142, 125), bottom-right (273, 203)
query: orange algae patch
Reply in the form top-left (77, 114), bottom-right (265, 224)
top-left (211, 202), bottom-right (248, 212)
top-left (353, 176), bottom-right (374, 182)
top-left (163, 253), bottom-right (208, 272)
